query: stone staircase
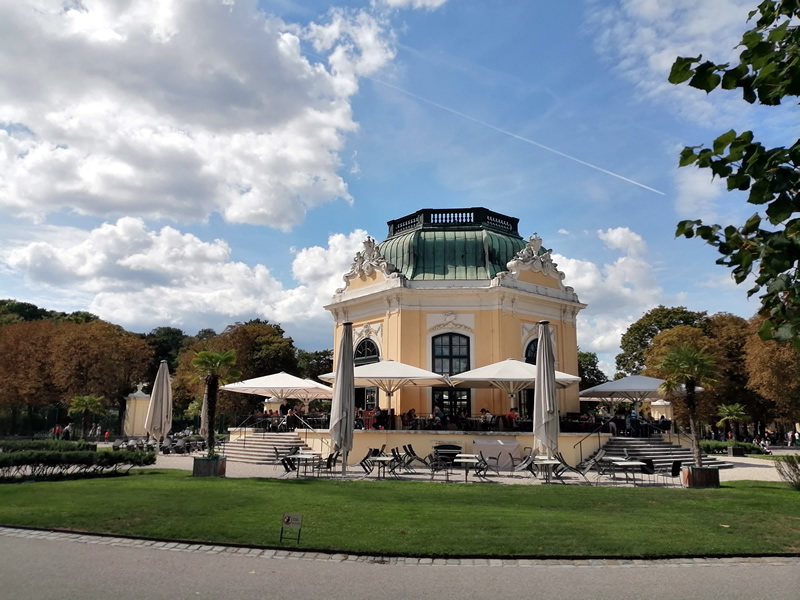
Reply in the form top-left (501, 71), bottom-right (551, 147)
top-left (221, 433), bottom-right (315, 465)
top-left (594, 435), bottom-right (734, 471)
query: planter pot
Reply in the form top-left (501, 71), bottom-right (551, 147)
top-left (727, 446), bottom-right (745, 457)
top-left (192, 456), bottom-right (227, 478)
top-left (681, 466), bottom-right (720, 488)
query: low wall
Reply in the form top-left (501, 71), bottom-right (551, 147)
top-left (298, 430), bottom-right (609, 468)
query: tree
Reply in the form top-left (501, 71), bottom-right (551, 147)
top-left (142, 327), bottom-right (189, 394)
top-left (669, 1), bottom-right (800, 347)
top-left (716, 403), bottom-right (749, 441)
top-left (744, 315), bottom-right (800, 425)
top-left (192, 350), bottom-right (241, 456)
top-left (658, 344), bottom-right (718, 467)
top-left (616, 306), bottom-right (709, 375)
top-left (68, 395), bottom-right (107, 439)
top-left (577, 350), bottom-right (608, 390)
top-left (297, 349), bottom-right (334, 382)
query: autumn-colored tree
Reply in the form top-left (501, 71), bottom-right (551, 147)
top-left (68, 394), bottom-right (107, 439)
top-left (49, 321), bottom-right (152, 432)
top-left (744, 316), bottom-right (800, 427)
top-left (192, 350), bottom-right (241, 456)
top-left (0, 321), bottom-right (62, 434)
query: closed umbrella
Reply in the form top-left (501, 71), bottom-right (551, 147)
top-left (144, 360), bottom-right (173, 442)
top-left (329, 322), bottom-right (355, 476)
top-left (533, 322), bottom-right (558, 459)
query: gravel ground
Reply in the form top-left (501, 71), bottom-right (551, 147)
top-left (145, 451), bottom-right (798, 485)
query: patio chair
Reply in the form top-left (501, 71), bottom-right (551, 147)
top-left (427, 453), bottom-right (450, 480)
top-left (513, 454), bottom-right (537, 478)
top-left (316, 452), bottom-right (339, 478)
top-left (173, 438), bottom-right (187, 454)
top-left (405, 444), bottom-right (429, 467)
top-left (359, 448), bottom-right (378, 474)
top-left (399, 445), bottom-right (418, 473)
top-left (112, 439), bottom-right (124, 452)
top-left (280, 456), bottom-right (297, 477)
top-left (553, 452), bottom-right (594, 484)
top-left (639, 458), bottom-right (656, 485)
top-left (478, 451), bottom-right (501, 476)
top-left (658, 460), bottom-right (683, 487)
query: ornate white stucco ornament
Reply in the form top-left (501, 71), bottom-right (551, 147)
top-left (504, 233), bottom-right (566, 283)
top-left (336, 236), bottom-right (402, 293)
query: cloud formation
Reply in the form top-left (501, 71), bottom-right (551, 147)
top-left (0, 1), bottom-right (397, 229)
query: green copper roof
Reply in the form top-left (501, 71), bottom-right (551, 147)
top-left (379, 208), bottom-right (526, 280)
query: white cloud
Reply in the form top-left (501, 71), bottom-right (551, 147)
top-left (585, 0), bottom-right (760, 129)
top-left (0, 1), bottom-right (397, 229)
top-left (556, 227), bottom-right (667, 366)
top-left (674, 167), bottom-right (726, 221)
top-left (557, 228), bottom-right (571, 236)
top-left (5, 218), bottom-right (369, 335)
top-left (380, 0), bottom-right (448, 10)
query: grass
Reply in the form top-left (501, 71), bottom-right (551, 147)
top-left (0, 468), bottom-right (798, 557)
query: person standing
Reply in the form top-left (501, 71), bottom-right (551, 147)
top-left (62, 423), bottom-right (73, 441)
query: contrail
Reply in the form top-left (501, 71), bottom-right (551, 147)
top-left (367, 77), bottom-right (665, 196)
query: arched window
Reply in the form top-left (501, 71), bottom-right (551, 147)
top-left (431, 333), bottom-right (470, 416)
top-left (353, 338), bottom-right (379, 410)
top-left (525, 338), bottom-right (538, 365)
top-left (354, 339), bottom-right (379, 366)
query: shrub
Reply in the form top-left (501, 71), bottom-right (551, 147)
top-left (0, 450), bottom-right (156, 481)
top-left (699, 440), bottom-right (763, 455)
top-left (774, 455), bottom-right (800, 491)
top-left (0, 440), bottom-right (93, 453)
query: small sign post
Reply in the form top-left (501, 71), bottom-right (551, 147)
top-left (280, 513), bottom-right (303, 543)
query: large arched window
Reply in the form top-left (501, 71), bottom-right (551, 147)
top-left (354, 339), bottom-right (379, 366)
top-left (354, 338), bottom-right (379, 410)
top-left (525, 338), bottom-right (538, 365)
top-left (431, 333), bottom-right (470, 416)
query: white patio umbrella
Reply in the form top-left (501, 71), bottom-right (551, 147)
top-left (144, 360), bottom-right (173, 441)
top-left (329, 322), bottom-right (355, 476)
top-left (579, 375), bottom-right (667, 403)
top-left (220, 372), bottom-right (333, 400)
top-left (533, 321), bottom-right (559, 459)
top-left (450, 358), bottom-right (580, 401)
top-left (321, 360), bottom-right (448, 414)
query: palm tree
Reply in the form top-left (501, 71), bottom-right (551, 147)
top-left (192, 350), bottom-right (241, 457)
top-left (68, 395), bottom-right (107, 440)
top-left (716, 403), bottom-right (748, 442)
top-left (658, 344), bottom-right (717, 467)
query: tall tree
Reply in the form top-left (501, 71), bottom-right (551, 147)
top-left (297, 349), bottom-right (334, 382)
top-left (68, 394), bottom-right (107, 439)
top-left (142, 327), bottom-right (189, 394)
top-left (192, 350), bottom-right (241, 456)
top-left (669, 1), bottom-right (800, 347)
top-left (658, 344), bottom-right (718, 467)
top-left (616, 306), bottom-right (709, 375)
top-left (577, 350), bottom-right (608, 391)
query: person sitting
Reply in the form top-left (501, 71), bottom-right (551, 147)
top-left (505, 408), bottom-right (520, 430)
top-left (457, 409), bottom-right (470, 431)
top-left (479, 408), bottom-right (493, 431)
top-left (402, 408), bottom-right (417, 430)
top-left (372, 406), bottom-right (388, 430)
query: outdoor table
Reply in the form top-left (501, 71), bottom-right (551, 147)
top-left (454, 454), bottom-right (479, 483)
top-left (472, 440), bottom-right (520, 469)
top-left (536, 459), bottom-right (561, 484)
top-left (610, 460), bottom-right (645, 485)
top-left (294, 453), bottom-right (320, 478)
top-left (371, 455), bottom-right (396, 479)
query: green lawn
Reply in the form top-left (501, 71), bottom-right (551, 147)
top-left (0, 468), bottom-right (798, 558)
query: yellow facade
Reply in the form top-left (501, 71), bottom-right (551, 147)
top-left (325, 208), bottom-right (587, 419)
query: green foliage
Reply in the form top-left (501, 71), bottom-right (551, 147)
top-left (0, 299), bottom-right (99, 324)
top-left (142, 327), bottom-right (189, 394)
top-left (0, 440), bottom-right (93, 453)
top-left (716, 403), bottom-right (749, 429)
top-left (659, 344), bottom-right (718, 467)
top-left (670, 1), bottom-right (800, 348)
top-left (296, 349), bottom-right (333, 382)
top-left (577, 350), bottom-right (609, 390)
top-left (616, 306), bottom-right (709, 375)
top-left (774, 454), bottom-right (800, 490)
top-left (0, 450), bottom-right (155, 480)
top-left (192, 349), bottom-right (241, 456)
top-left (699, 440), bottom-right (764, 455)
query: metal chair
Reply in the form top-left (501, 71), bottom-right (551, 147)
top-left (478, 451), bottom-right (501, 476)
top-left (658, 460), bottom-right (682, 487)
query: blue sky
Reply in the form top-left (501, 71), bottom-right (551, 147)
top-left (1, 0), bottom-right (794, 375)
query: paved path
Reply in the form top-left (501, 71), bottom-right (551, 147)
top-left (148, 453), bottom-right (791, 484)
top-left (1, 527), bottom-right (797, 600)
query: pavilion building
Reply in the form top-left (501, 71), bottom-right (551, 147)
top-left (324, 207), bottom-right (586, 422)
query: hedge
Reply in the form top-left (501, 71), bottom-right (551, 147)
top-left (0, 440), bottom-right (94, 453)
top-left (0, 451), bottom-right (156, 480)
top-left (699, 440), bottom-right (764, 455)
